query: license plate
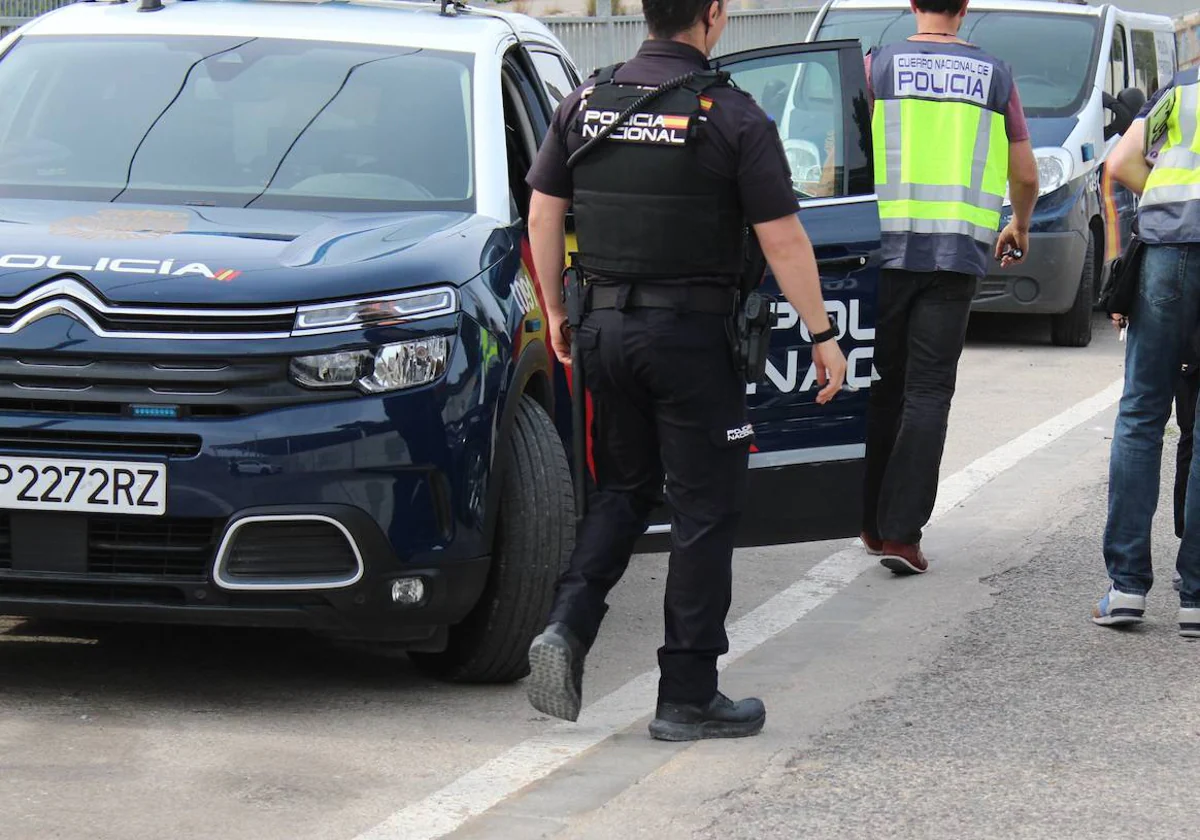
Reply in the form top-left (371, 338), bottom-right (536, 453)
top-left (0, 456), bottom-right (166, 516)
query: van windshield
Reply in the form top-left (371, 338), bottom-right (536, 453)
top-left (817, 10), bottom-right (1101, 117)
top-left (0, 35), bottom-right (475, 212)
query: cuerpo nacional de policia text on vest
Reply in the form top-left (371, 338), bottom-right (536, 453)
top-left (870, 41), bottom-right (1015, 278)
top-left (1140, 67), bottom-right (1200, 244)
top-left (570, 66), bottom-right (745, 284)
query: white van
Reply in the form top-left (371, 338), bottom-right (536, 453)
top-left (807, 0), bottom-right (1177, 347)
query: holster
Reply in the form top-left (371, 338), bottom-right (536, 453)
top-left (733, 290), bottom-right (778, 384)
top-left (730, 229), bottom-right (778, 384)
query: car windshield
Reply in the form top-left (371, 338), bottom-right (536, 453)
top-left (817, 10), bottom-right (1101, 117)
top-left (0, 35), bottom-right (475, 212)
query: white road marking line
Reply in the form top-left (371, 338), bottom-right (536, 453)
top-left (352, 377), bottom-right (1125, 840)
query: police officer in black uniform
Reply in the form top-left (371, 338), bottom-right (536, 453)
top-left (523, 0), bottom-right (847, 741)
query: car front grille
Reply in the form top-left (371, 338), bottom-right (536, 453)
top-left (0, 514), bottom-right (11, 570)
top-left (0, 428), bottom-right (201, 458)
top-left (87, 516), bottom-right (221, 579)
top-left (0, 353), bottom-right (350, 417)
top-left (0, 513), bottom-right (220, 580)
top-left (0, 279), bottom-right (296, 339)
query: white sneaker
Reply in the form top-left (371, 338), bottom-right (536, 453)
top-left (1091, 586), bottom-right (1146, 626)
top-left (1180, 607), bottom-right (1200, 638)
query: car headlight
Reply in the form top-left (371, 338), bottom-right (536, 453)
top-left (294, 287), bottom-right (458, 334)
top-left (290, 336), bottom-right (452, 393)
top-left (1003, 148), bottom-right (1074, 206)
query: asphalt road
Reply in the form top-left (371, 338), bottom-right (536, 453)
top-left (4, 309), bottom-right (1182, 840)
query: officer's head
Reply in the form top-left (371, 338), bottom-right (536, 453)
top-left (643, 0), bottom-right (727, 55)
top-left (910, 0), bottom-right (968, 17)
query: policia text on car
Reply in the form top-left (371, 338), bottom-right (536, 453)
top-left (522, 0), bottom-right (848, 740)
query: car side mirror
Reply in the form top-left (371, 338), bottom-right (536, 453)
top-left (1103, 87), bottom-right (1145, 140)
top-left (1118, 86), bottom-right (1147, 118)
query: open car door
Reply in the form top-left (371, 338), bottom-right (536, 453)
top-left (642, 39), bottom-right (882, 549)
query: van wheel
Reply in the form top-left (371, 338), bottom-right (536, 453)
top-left (1051, 232), bottom-right (1096, 348)
top-left (411, 395), bottom-right (574, 684)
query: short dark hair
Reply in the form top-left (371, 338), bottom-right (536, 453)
top-left (912, 0), bottom-right (966, 13)
top-left (642, 0), bottom-right (719, 39)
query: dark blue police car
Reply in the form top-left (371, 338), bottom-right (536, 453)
top-left (0, 0), bottom-right (879, 681)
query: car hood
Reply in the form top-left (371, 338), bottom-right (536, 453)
top-left (0, 200), bottom-right (515, 305)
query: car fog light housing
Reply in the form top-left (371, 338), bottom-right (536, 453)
top-left (290, 336), bottom-right (451, 393)
top-left (391, 577), bottom-right (425, 605)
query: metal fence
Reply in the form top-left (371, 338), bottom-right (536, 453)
top-left (545, 8), bottom-right (818, 73)
top-left (0, 0), bottom-right (817, 58)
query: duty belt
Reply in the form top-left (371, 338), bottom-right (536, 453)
top-left (586, 283), bottom-right (737, 316)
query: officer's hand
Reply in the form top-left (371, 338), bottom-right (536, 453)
top-left (995, 223), bottom-right (1029, 268)
top-left (550, 312), bottom-right (572, 366)
top-left (812, 339), bottom-right (847, 405)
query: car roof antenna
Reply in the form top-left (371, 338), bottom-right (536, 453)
top-left (138, 0), bottom-right (164, 11)
top-left (439, 0), bottom-right (465, 15)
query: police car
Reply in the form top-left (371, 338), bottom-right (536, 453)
top-left (0, 0), bottom-right (880, 681)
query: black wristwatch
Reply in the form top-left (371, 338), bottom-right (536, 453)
top-left (810, 325), bottom-right (838, 344)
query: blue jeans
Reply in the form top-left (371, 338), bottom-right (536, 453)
top-left (1105, 243), bottom-right (1200, 606)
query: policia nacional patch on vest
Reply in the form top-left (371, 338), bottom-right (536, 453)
top-left (580, 94), bottom-right (713, 147)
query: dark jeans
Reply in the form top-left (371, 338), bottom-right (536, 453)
top-left (1175, 365), bottom-right (1199, 539)
top-left (546, 305), bottom-right (752, 705)
top-left (1105, 243), bottom-right (1200, 605)
top-left (863, 269), bottom-right (977, 546)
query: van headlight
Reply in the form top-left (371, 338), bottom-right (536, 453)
top-left (290, 336), bottom-right (452, 393)
top-left (293, 287), bottom-right (458, 334)
top-left (1003, 148), bottom-right (1074, 205)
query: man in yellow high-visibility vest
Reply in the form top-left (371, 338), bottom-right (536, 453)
top-left (860, 0), bottom-right (1038, 575)
top-left (1096, 67), bottom-right (1200, 635)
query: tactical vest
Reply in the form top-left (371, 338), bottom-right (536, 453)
top-left (569, 65), bottom-right (744, 284)
top-left (870, 41), bottom-right (1014, 277)
top-left (1139, 67), bottom-right (1200, 245)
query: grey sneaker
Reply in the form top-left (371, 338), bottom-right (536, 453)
top-left (1180, 607), bottom-right (1200, 638)
top-left (1091, 586), bottom-right (1146, 626)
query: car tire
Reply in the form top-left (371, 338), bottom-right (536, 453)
top-left (411, 394), bottom-right (574, 683)
top-left (1051, 232), bottom-right (1096, 348)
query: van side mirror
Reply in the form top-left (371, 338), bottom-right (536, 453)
top-left (1103, 88), bottom-right (1145, 140)
top-left (1118, 86), bottom-right (1147, 118)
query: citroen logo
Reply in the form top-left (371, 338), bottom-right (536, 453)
top-left (0, 279), bottom-right (113, 336)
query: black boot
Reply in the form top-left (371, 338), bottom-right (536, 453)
top-left (526, 622), bottom-right (586, 722)
top-left (648, 691), bottom-right (766, 741)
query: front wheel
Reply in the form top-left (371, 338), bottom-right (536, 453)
top-left (411, 395), bottom-right (574, 683)
top-left (1051, 232), bottom-right (1096, 348)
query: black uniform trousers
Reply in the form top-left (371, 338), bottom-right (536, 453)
top-left (863, 269), bottom-right (978, 546)
top-left (546, 301), bottom-right (752, 705)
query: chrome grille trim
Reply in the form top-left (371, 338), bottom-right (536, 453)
top-left (0, 279), bottom-right (459, 340)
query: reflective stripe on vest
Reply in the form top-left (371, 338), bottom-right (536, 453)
top-left (872, 96), bottom-right (1009, 245)
top-left (1140, 70), bottom-right (1200, 244)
